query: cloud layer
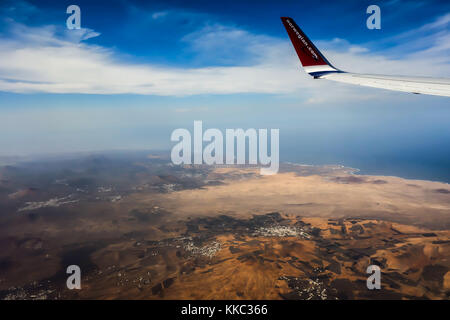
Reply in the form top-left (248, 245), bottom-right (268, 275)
top-left (0, 13), bottom-right (449, 99)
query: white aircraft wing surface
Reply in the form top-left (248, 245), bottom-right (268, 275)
top-left (281, 17), bottom-right (450, 97)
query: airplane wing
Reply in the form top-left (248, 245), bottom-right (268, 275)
top-left (280, 17), bottom-right (450, 97)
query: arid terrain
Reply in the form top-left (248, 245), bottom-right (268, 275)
top-left (0, 152), bottom-right (449, 300)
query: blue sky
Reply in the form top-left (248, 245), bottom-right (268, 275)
top-left (0, 0), bottom-right (449, 181)
top-left (2, 0), bottom-right (449, 66)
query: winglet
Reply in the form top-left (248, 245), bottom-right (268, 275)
top-left (281, 17), bottom-right (340, 77)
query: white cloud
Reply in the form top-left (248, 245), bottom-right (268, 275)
top-left (418, 12), bottom-right (450, 31)
top-left (0, 21), bottom-right (310, 96)
top-left (0, 15), bottom-right (449, 101)
top-left (151, 11), bottom-right (168, 20)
